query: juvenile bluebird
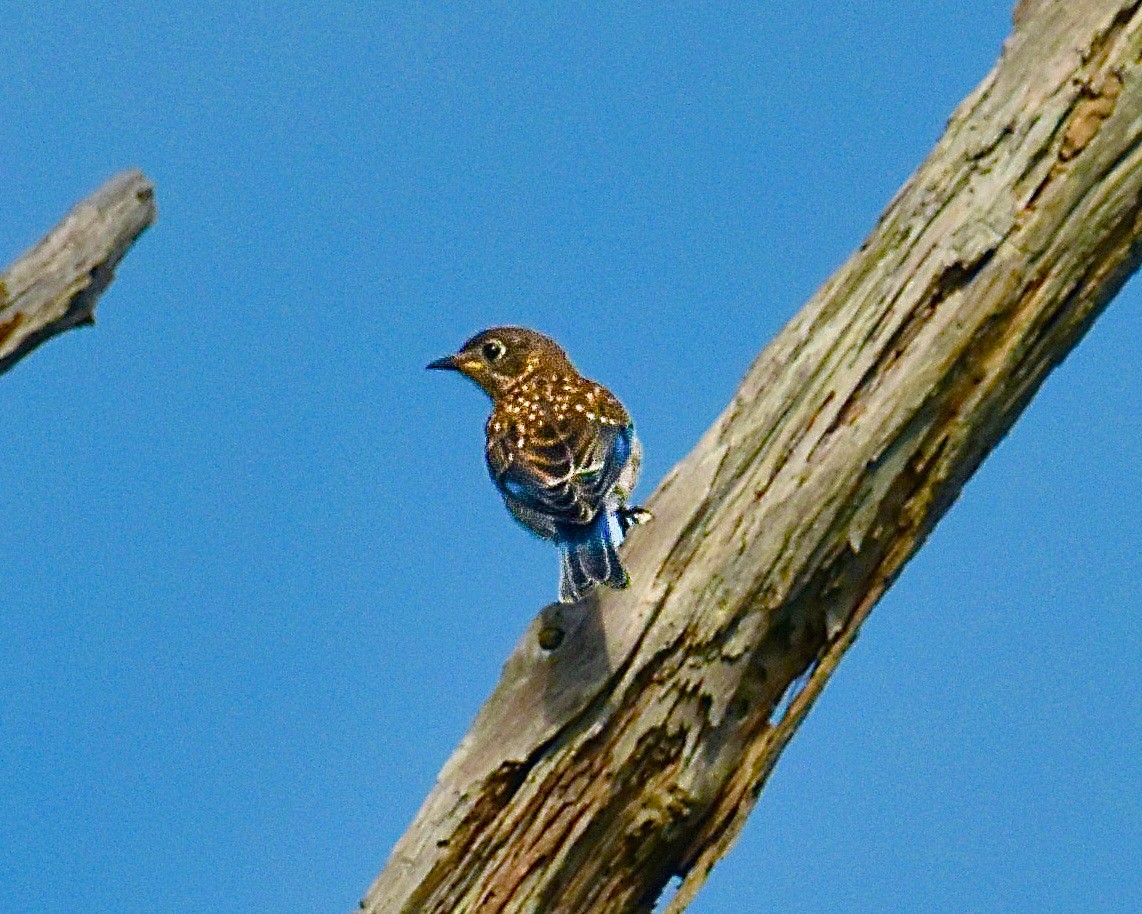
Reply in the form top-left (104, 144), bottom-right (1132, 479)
top-left (428, 327), bottom-right (648, 603)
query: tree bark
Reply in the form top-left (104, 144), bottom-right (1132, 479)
top-left (365, 2), bottom-right (1142, 911)
top-left (0, 170), bottom-right (156, 375)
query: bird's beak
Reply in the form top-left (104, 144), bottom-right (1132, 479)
top-left (426, 354), bottom-right (460, 372)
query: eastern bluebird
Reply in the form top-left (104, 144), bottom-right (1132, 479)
top-left (428, 326), bottom-right (649, 603)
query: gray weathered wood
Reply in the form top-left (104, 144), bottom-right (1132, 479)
top-left (365, 2), bottom-right (1142, 911)
top-left (0, 170), bottom-right (156, 375)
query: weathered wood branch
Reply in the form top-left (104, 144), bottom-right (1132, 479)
top-left (0, 170), bottom-right (155, 376)
top-left (366, 2), bottom-right (1142, 911)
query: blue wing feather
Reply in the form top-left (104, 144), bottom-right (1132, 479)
top-left (491, 423), bottom-right (634, 528)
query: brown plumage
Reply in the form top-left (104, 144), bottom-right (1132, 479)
top-left (428, 326), bottom-right (647, 602)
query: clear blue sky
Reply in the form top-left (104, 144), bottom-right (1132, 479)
top-left (2, 3), bottom-right (1138, 912)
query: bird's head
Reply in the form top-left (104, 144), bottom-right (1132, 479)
top-left (427, 326), bottom-right (571, 398)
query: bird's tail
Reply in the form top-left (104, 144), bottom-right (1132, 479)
top-left (556, 511), bottom-right (629, 604)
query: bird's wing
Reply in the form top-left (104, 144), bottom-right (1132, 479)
top-left (488, 417), bottom-right (633, 528)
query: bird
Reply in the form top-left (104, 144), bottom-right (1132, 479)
top-left (427, 326), bottom-right (649, 603)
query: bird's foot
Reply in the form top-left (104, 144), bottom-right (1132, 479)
top-left (617, 505), bottom-right (653, 534)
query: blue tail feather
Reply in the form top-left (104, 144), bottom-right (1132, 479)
top-left (556, 510), bottom-right (628, 603)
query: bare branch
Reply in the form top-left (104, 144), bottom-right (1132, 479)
top-left (365, 2), bottom-right (1142, 911)
top-left (0, 170), bottom-right (156, 375)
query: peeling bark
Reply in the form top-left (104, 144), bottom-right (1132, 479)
top-left (365, 3), bottom-right (1142, 912)
top-left (0, 171), bottom-right (156, 375)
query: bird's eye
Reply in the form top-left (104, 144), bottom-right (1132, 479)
top-left (482, 340), bottom-right (506, 362)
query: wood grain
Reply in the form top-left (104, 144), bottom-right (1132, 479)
top-left (366, 3), bottom-right (1142, 910)
top-left (0, 170), bottom-right (156, 375)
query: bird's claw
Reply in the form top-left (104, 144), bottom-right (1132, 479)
top-left (617, 505), bottom-right (653, 534)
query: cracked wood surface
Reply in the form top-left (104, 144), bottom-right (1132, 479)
top-left (0, 170), bottom-right (155, 376)
top-left (365, 2), bottom-right (1142, 912)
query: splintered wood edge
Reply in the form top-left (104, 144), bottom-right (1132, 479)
top-left (365, 3), bottom-right (1142, 910)
top-left (0, 170), bottom-right (156, 375)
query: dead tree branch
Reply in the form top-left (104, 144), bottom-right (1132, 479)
top-left (0, 170), bottom-right (156, 375)
top-left (365, 2), bottom-right (1142, 911)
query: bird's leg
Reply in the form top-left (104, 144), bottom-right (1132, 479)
top-left (617, 505), bottom-right (653, 534)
